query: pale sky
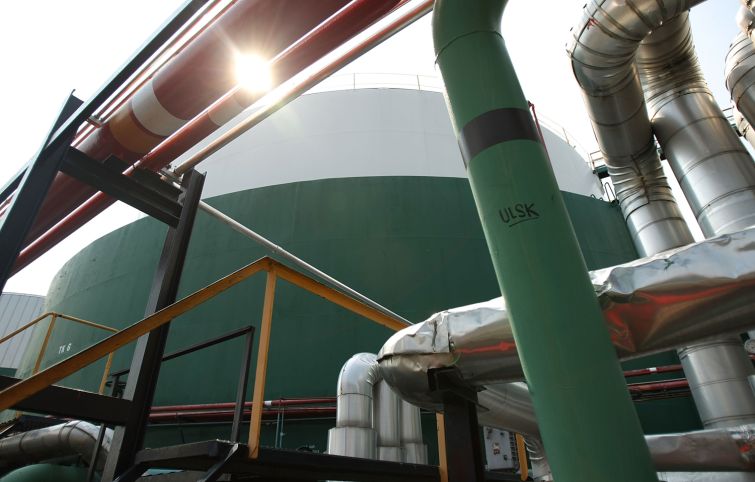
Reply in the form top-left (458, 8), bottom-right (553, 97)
top-left (0, 0), bottom-right (741, 295)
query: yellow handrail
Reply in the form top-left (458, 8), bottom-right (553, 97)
top-left (0, 311), bottom-right (119, 406)
top-left (0, 257), bottom-right (409, 419)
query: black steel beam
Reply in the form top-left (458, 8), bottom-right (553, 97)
top-left (0, 93), bottom-right (82, 293)
top-left (108, 326), bottom-right (254, 379)
top-left (429, 368), bottom-right (485, 482)
top-left (103, 170), bottom-right (205, 481)
top-left (60, 149), bottom-right (181, 226)
top-left (231, 327), bottom-right (255, 442)
top-left (134, 441), bottom-right (440, 482)
top-left (0, 375), bottom-right (131, 425)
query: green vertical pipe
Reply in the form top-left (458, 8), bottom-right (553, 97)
top-left (432, 2), bottom-right (657, 481)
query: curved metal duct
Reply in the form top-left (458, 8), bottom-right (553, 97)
top-left (727, 28), bottom-right (755, 145)
top-left (733, 107), bottom-right (755, 150)
top-left (378, 227), bottom-right (755, 405)
top-left (327, 352), bottom-right (380, 459)
top-left (567, 0), bottom-right (693, 257)
top-left (0, 421), bottom-right (112, 471)
top-left (638, 13), bottom-right (755, 239)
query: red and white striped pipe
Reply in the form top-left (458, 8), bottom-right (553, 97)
top-left (13, 0), bottom-right (416, 274)
top-left (17, 0), bottom-right (351, 245)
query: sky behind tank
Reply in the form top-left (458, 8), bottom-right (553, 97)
top-left (0, 0), bottom-right (741, 295)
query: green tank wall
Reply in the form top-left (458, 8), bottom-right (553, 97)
top-left (17, 176), bottom-right (698, 454)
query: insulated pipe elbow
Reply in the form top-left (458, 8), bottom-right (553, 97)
top-left (567, 0), bottom-right (694, 255)
top-left (727, 30), bottom-right (755, 138)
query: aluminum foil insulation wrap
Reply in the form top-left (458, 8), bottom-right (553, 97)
top-left (377, 227), bottom-right (755, 407)
top-left (647, 424), bottom-right (755, 472)
top-left (0, 421), bottom-right (112, 471)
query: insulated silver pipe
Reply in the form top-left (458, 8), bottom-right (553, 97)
top-left (198, 202), bottom-right (410, 325)
top-left (638, 13), bottom-right (755, 429)
top-left (378, 227), bottom-right (755, 405)
top-left (399, 399), bottom-right (427, 464)
top-left (727, 28), bottom-right (755, 144)
top-left (327, 353), bottom-right (379, 458)
top-left (639, 13), bottom-right (755, 238)
top-left (0, 421), bottom-right (112, 471)
top-left (567, 0), bottom-right (694, 257)
top-left (374, 380), bottom-right (402, 462)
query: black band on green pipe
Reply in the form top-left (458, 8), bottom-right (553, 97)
top-left (458, 108), bottom-right (540, 165)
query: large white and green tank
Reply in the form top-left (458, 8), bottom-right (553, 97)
top-left (15, 87), bottom-right (694, 454)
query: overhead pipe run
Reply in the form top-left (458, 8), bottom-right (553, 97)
top-left (378, 227), bottom-right (755, 406)
top-left (16, 0), bottom-right (351, 245)
top-left (433, 1), bottom-right (656, 481)
top-left (12, 0), bottom-right (434, 275)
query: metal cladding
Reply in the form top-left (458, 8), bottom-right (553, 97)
top-left (326, 353), bottom-right (426, 463)
top-left (639, 13), bottom-right (755, 238)
top-left (647, 424), bottom-right (755, 471)
top-left (21, 0), bottom-right (351, 246)
top-left (727, 28), bottom-right (755, 147)
top-left (0, 421), bottom-right (112, 471)
top-left (567, 0), bottom-right (693, 257)
top-left (637, 12), bottom-right (755, 431)
top-left (378, 227), bottom-right (755, 406)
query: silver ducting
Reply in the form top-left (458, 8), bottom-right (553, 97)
top-left (734, 106), bottom-right (755, 150)
top-left (378, 227), bottom-right (755, 406)
top-left (727, 29), bottom-right (755, 146)
top-left (570, 0), bottom-right (755, 436)
top-left (0, 421), bottom-right (112, 471)
top-left (327, 353), bottom-right (426, 464)
top-left (374, 380), bottom-right (402, 462)
top-left (567, 0), bottom-right (694, 257)
top-left (658, 473), bottom-right (755, 482)
top-left (647, 424), bottom-right (755, 472)
top-left (638, 13), bottom-right (755, 429)
top-left (399, 399), bottom-right (428, 464)
top-left (327, 353), bottom-right (380, 458)
top-left (639, 13), bottom-right (755, 239)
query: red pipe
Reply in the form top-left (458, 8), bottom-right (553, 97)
top-left (623, 364), bottom-right (684, 379)
top-left (11, 0), bottom-right (408, 274)
top-left (151, 397), bottom-right (336, 412)
top-left (10, 0), bottom-right (350, 248)
top-left (627, 379), bottom-right (689, 393)
top-left (149, 407), bottom-right (336, 422)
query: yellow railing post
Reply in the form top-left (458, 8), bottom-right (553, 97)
top-left (99, 352), bottom-right (115, 395)
top-left (515, 433), bottom-right (529, 481)
top-left (32, 314), bottom-right (57, 375)
top-left (248, 269), bottom-right (277, 459)
top-left (436, 413), bottom-right (449, 482)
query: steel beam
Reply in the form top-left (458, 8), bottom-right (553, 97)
top-left (103, 170), bottom-right (205, 481)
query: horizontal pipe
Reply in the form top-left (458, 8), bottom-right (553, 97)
top-left (628, 379), bottom-right (689, 394)
top-left (624, 365), bottom-right (684, 379)
top-left (151, 397), bottom-right (335, 412)
top-left (378, 227), bottom-right (755, 407)
top-left (149, 407), bottom-right (336, 422)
